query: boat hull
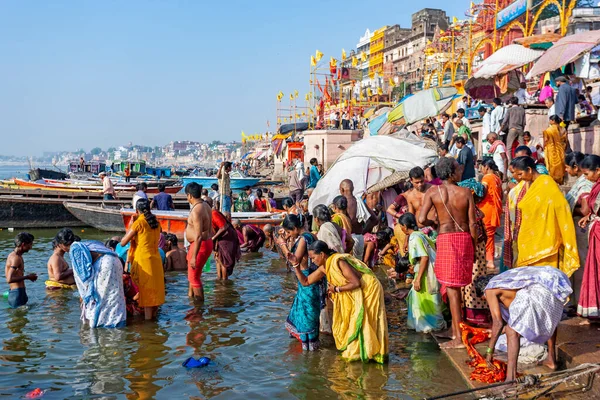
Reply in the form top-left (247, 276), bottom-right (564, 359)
top-left (0, 197), bottom-right (84, 229)
top-left (181, 177), bottom-right (261, 190)
top-left (64, 202), bottom-right (125, 232)
top-left (13, 178), bottom-right (181, 194)
top-left (121, 209), bottom-right (283, 239)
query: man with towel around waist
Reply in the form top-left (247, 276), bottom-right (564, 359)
top-left (185, 182), bottom-right (213, 301)
top-left (419, 157), bottom-right (478, 349)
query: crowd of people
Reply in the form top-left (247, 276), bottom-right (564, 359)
top-left (6, 78), bottom-right (600, 377)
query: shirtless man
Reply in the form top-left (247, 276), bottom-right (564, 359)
top-left (46, 228), bottom-right (76, 290)
top-left (339, 179), bottom-right (377, 260)
top-left (5, 232), bottom-right (37, 308)
top-left (404, 167), bottom-right (436, 230)
top-left (418, 157), bottom-right (477, 349)
top-left (164, 233), bottom-right (188, 271)
top-left (365, 190), bottom-right (383, 222)
top-left (185, 182), bottom-right (213, 301)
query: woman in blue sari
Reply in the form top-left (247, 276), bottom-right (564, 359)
top-left (276, 214), bottom-right (324, 351)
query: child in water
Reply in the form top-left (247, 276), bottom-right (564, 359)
top-left (5, 232), bottom-right (38, 308)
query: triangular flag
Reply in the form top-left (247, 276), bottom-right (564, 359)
top-left (305, 93), bottom-right (310, 101)
top-left (294, 90), bottom-right (299, 98)
top-left (351, 56), bottom-right (358, 67)
top-left (389, 77), bottom-right (396, 87)
top-left (361, 52), bottom-right (367, 62)
top-left (377, 87), bottom-right (383, 95)
top-left (342, 48), bottom-right (347, 60)
top-left (290, 93), bottom-right (294, 101)
top-left (453, 16), bottom-right (458, 25)
top-left (311, 55), bottom-right (316, 67)
top-left (330, 57), bottom-right (337, 67)
top-left (315, 50), bottom-right (323, 62)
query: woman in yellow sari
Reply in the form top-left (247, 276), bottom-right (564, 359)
top-left (121, 199), bottom-right (165, 320)
top-left (510, 156), bottom-right (579, 278)
top-left (286, 240), bottom-right (388, 363)
top-left (543, 115), bottom-right (568, 185)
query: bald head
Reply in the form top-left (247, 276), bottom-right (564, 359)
top-left (263, 224), bottom-right (273, 235)
top-left (454, 118), bottom-right (463, 126)
top-left (487, 132), bottom-right (498, 143)
top-left (339, 179), bottom-right (354, 195)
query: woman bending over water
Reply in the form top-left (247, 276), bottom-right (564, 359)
top-left (276, 214), bottom-right (324, 351)
top-left (287, 240), bottom-right (388, 363)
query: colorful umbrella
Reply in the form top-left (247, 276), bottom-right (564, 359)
top-left (526, 30), bottom-right (600, 79)
top-left (472, 44), bottom-right (543, 79)
top-left (387, 87), bottom-right (457, 125)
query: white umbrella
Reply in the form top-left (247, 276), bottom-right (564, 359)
top-left (308, 135), bottom-right (438, 211)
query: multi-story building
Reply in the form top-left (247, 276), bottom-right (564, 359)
top-left (368, 26), bottom-right (387, 91)
top-left (393, 8), bottom-right (449, 93)
top-left (383, 24), bottom-right (411, 93)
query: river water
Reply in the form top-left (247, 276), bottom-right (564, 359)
top-left (0, 228), bottom-right (468, 399)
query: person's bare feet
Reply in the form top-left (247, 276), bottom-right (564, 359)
top-left (540, 357), bottom-right (557, 371)
top-left (434, 329), bottom-right (455, 339)
top-left (439, 338), bottom-right (465, 349)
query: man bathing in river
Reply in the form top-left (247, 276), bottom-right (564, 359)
top-left (419, 157), bottom-right (477, 349)
top-left (479, 267), bottom-right (571, 381)
top-left (46, 228), bottom-right (76, 290)
top-left (164, 233), bottom-right (188, 271)
top-left (185, 182), bottom-right (213, 301)
top-left (5, 232), bottom-right (37, 308)
top-left (405, 167), bottom-right (437, 233)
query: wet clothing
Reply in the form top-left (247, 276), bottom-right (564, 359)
top-left (8, 287), bottom-right (28, 308)
top-left (187, 240), bottom-right (214, 288)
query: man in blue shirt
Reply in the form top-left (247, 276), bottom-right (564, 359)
top-left (307, 158), bottom-right (321, 189)
top-left (151, 184), bottom-right (174, 211)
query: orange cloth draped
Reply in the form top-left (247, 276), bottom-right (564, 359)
top-left (460, 322), bottom-right (507, 383)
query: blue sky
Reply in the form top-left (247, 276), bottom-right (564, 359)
top-left (0, 1), bottom-right (467, 156)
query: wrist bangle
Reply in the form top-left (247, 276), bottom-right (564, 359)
top-left (486, 347), bottom-right (494, 354)
top-left (335, 286), bottom-right (341, 293)
top-left (291, 263), bottom-right (299, 269)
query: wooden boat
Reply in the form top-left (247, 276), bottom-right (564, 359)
top-left (29, 168), bottom-right (68, 181)
top-left (182, 171), bottom-right (261, 190)
top-left (121, 209), bottom-right (284, 239)
top-left (64, 202), bottom-right (127, 232)
top-left (13, 178), bottom-right (182, 194)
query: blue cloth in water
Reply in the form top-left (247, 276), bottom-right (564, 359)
top-left (8, 287), bottom-right (28, 308)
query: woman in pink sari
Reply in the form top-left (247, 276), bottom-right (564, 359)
top-left (577, 155), bottom-right (600, 319)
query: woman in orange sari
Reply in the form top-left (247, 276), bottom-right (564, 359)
top-left (121, 199), bottom-right (165, 320)
top-left (478, 158), bottom-right (503, 270)
top-left (543, 115), bottom-right (568, 185)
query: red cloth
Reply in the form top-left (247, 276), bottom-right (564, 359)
top-left (254, 199), bottom-right (267, 212)
top-left (187, 240), bottom-right (213, 288)
top-left (579, 181), bottom-right (600, 318)
top-left (435, 232), bottom-right (474, 290)
top-left (211, 209), bottom-right (228, 231)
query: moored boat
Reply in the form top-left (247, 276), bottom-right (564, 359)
top-left (182, 171), bottom-right (261, 190)
top-left (64, 202), bottom-right (127, 232)
top-left (13, 178), bottom-right (182, 194)
top-left (121, 209), bottom-right (283, 239)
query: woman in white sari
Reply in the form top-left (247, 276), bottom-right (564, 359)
top-left (70, 241), bottom-right (126, 328)
top-left (312, 204), bottom-right (345, 253)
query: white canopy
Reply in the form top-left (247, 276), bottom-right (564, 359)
top-left (473, 44), bottom-right (543, 79)
top-left (308, 135), bottom-right (438, 212)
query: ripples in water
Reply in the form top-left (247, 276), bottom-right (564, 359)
top-left (0, 229), bottom-right (467, 398)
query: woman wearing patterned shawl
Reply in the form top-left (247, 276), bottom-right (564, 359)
top-left (70, 241), bottom-right (126, 328)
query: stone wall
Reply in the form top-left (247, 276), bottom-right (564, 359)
top-left (303, 130), bottom-right (363, 170)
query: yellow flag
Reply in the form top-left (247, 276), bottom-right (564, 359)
top-left (294, 90), bottom-right (299, 98)
top-left (309, 109), bottom-right (314, 114)
top-left (453, 16), bottom-right (458, 25)
top-left (367, 88), bottom-right (372, 96)
top-left (311, 55), bottom-right (316, 67)
top-left (330, 57), bottom-right (337, 67)
top-left (351, 99), bottom-right (356, 105)
top-left (302, 112), bottom-right (306, 116)
top-left (241, 131), bottom-right (246, 138)
top-left (305, 93), bottom-right (310, 101)
top-left (361, 52), bottom-right (367, 62)
top-left (427, 39), bottom-right (432, 45)
top-left (277, 91), bottom-right (284, 102)
top-left (352, 56), bottom-right (358, 67)
top-left (368, 70), bottom-right (375, 79)
top-left (315, 50), bottom-right (324, 62)
top-left (359, 92), bottom-right (365, 100)
top-left (377, 87), bottom-right (383, 95)
top-left (389, 77), bottom-right (395, 87)
top-left (440, 29), bottom-right (445, 35)
top-left (342, 48), bottom-right (347, 60)
top-left (277, 118), bottom-right (281, 124)
top-left (290, 93), bottom-right (294, 101)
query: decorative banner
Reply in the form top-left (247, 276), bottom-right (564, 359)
top-left (341, 67), bottom-right (360, 81)
top-left (277, 91), bottom-right (284, 102)
top-left (315, 50), bottom-right (324, 62)
top-left (311, 55), bottom-right (316, 66)
top-left (342, 48), bottom-right (347, 60)
top-left (496, 0), bottom-right (528, 29)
